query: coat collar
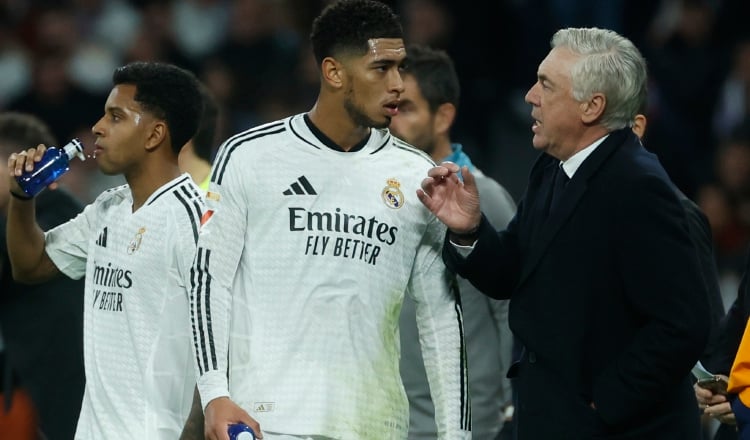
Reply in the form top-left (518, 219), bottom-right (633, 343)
top-left (519, 128), bottom-right (635, 285)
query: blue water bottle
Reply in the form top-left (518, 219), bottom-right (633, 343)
top-left (228, 423), bottom-right (256, 440)
top-left (16, 138), bottom-right (85, 197)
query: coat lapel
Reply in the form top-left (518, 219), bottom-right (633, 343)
top-left (526, 159), bottom-right (558, 249)
top-left (518, 129), bottom-right (632, 286)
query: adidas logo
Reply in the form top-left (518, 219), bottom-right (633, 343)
top-left (253, 402), bottom-right (275, 412)
top-left (283, 175), bottom-right (317, 196)
top-left (96, 227), bottom-right (108, 247)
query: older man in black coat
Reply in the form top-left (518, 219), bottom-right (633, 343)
top-left (417, 27), bottom-right (711, 439)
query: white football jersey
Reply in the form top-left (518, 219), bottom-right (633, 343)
top-left (191, 114), bottom-right (470, 439)
top-left (45, 174), bottom-right (204, 440)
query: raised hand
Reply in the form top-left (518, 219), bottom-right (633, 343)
top-left (416, 161), bottom-right (482, 235)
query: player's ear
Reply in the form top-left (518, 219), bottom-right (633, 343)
top-left (435, 103), bottom-right (455, 136)
top-left (580, 93), bottom-right (605, 124)
top-left (632, 114), bottom-right (647, 139)
top-left (145, 120), bottom-right (167, 151)
top-left (322, 57), bottom-right (345, 89)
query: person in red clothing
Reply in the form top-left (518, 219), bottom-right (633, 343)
top-left (0, 388), bottom-right (37, 440)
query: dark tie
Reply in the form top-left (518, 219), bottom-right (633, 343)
top-left (549, 165), bottom-right (569, 215)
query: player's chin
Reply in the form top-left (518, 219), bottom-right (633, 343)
top-left (96, 161), bottom-right (119, 176)
top-left (374, 117), bottom-right (392, 130)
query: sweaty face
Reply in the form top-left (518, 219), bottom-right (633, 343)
top-left (389, 74), bottom-right (438, 156)
top-left (524, 46), bottom-right (584, 160)
top-left (342, 38), bottom-right (405, 129)
top-left (91, 84), bottom-right (155, 176)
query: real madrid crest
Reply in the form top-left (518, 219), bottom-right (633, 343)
top-left (381, 178), bottom-right (405, 209)
top-left (127, 227), bottom-right (146, 254)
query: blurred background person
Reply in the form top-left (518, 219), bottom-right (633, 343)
top-left (635, 110), bottom-right (732, 439)
top-left (390, 44), bottom-right (517, 440)
top-left (712, 38), bottom-right (750, 141)
top-left (0, 111), bottom-right (85, 440)
top-left (178, 84), bottom-right (224, 191)
top-left (696, 122), bottom-right (750, 311)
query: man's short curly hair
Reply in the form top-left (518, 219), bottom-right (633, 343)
top-left (113, 61), bottom-right (204, 155)
top-left (310, 0), bottom-right (403, 65)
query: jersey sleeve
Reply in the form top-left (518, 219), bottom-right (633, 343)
top-left (190, 148), bottom-right (249, 409)
top-left (170, 190), bottom-right (204, 284)
top-left (407, 216), bottom-right (471, 439)
top-left (44, 202), bottom-right (94, 279)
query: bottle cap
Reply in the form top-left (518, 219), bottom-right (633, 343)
top-left (63, 138), bottom-right (86, 162)
top-left (228, 423), bottom-right (256, 440)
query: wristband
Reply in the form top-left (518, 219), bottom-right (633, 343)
top-left (9, 191), bottom-right (33, 200)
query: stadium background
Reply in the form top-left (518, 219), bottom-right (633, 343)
top-left (2, 0), bottom-right (750, 302)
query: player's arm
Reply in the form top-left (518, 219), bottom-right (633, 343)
top-left (190, 147), bottom-right (260, 439)
top-left (6, 150), bottom-right (63, 282)
top-left (409, 218), bottom-right (471, 439)
top-left (171, 192), bottom-right (208, 440)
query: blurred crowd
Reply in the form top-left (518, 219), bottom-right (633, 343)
top-left (2, 0), bottom-right (750, 301)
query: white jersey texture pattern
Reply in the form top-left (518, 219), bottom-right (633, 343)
top-left (44, 174), bottom-right (204, 440)
top-left (191, 114), bottom-right (470, 439)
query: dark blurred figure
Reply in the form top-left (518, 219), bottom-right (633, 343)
top-left (396, 0), bottom-right (516, 164)
top-left (0, 112), bottom-right (85, 440)
top-left (5, 5), bottom-right (103, 144)
top-left (641, 0), bottom-right (728, 198)
top-left (179, 84), bottom-right (224, 191)
top-left (713, 38), bottom-right (750, 142)
top-left (6, 49), bottom-right (102, 147)
top-left (210, 0), bottom-right (301, 131)
top-left (696, 123), bottom-right (750, 288)
top-left (713, 0), bottom-right (750, 50)
top-left (122, 1), bottom-right (196, 71)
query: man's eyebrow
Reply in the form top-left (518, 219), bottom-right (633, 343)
top-left (371, 58), bottom-right (400, 67)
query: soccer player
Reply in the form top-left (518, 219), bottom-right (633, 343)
top-left (189, 1), bottom-right (470, 439)
top-left (5, 61), bottom-right (205, 440)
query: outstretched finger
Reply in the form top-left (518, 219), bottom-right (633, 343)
top-left (438, 160), bottom-right (460, 173)
top-left (426, 166), bottom-right (451, 179)
top-left (416, 188), bottom-right (434, 210)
